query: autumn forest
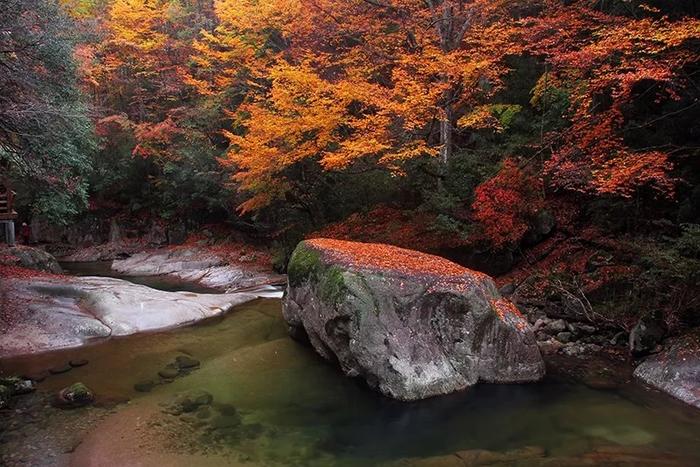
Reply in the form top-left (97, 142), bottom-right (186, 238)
top-left (1, 1), bottom-right (700, 464)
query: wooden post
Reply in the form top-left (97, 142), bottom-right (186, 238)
top-left (1, 220), bottom-right (15, 246)
top-left (6, 220), bottom-right (15, 246)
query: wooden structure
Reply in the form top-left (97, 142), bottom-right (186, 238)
top-left (0, 177), bottom-right (17, 246)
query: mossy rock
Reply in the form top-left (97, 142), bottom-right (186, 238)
top-left (287, 243), bottom-right (322, 286)
top-left (287, 242), bottom-right (347, 304)
top-left (0, 376), bottom-right (36, 396)
top-left (56, 382), bottom-right (94, 408)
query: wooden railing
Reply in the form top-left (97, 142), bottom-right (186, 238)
top-left (0, 185), bottom-right (17, 220)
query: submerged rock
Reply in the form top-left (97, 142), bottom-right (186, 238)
top-left (0, 385), bottom-right (10, 409)
top-left (55, 382), bottom-right (95, 408)
top-left (0, 376), bottom-right (35, 395)
top-left (133, 380), bottom-right (156, 392)
top-left (634, 330), bottom-right (700, 409)
top-left (283, 239), bottom-right (545, 401)
top-left (175, 355), bottom-right (200, 369)
top-left (162, 389), bottom-right (213, 415)
top-left (49, 364), bottom-right (73, 374)
top-left (158, 368), bottom-right (180, 379)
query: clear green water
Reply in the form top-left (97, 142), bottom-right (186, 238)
top-left (2, 298), bottom-right (700, 466)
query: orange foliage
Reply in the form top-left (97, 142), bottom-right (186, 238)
top-left (472, 160), bottom-right (544, 249)
top-left (306, 238), bottom-right (485, 280)
top-left (192, 0), bottom-right (519, 212)
top-left (311, 205), bottom-right (466, 252)
top-left (526, 1), bottom-right (700, 198)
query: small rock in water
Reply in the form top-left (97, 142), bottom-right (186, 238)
top-left (0, 376), bottom-right (36, 395)
top-left (0, 385), bottom-right (11, 409)
top-left (209, 413), bottom-right (242, 430)
top-left (175, 355), bottom-right (200, 370)
top-left (69, 359), bottom-right (89, 367)
top-left (158, 368), bottom-right (180, 379)
top-left (196, 406), bottom-right (211, 419)
top-left (133, 380), bottom-right (156, 392)
top-left (49, 364), bottom-right (72, 375)
top-left (55, 382), bottom-right (95, 409)
top-left (23, 371), bottom-right (49, 382)
top-left (162, 389), bottom-right (213, 415)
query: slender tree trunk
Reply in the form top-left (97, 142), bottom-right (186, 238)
top-left (438, 89), bottom-right (453, 189)
top-left (439, 102), bottom-right (453, 167)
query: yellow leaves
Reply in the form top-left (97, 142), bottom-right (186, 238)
top-left (109, 0), bottom-right (168, 53)
top-left (457, 106), bottom-right (499, 131)
top-left (213, 0), bottom-right (520, 212)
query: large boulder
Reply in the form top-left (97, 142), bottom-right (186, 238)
top-left (283, 239), bottom-right (545, 401)
top-left (634, 330), bottom-right (700, 409)
top-left (0, 245), bottom-right (62, 273)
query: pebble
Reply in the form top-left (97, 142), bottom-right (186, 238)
top-left (69, 359), bottom-right (89, 367)
top-left (158, 368), bottom-right (179, 379)
top-left (133, 380), bottom-right (155, 392)
top-left (23, 371), bottom-right (49, 382)
top-left (175, 355), bottom-right (200, 370)
top-left (557, 331), bottom-right (573, 343)
top-left (49, 364), bottom-right (72, 375)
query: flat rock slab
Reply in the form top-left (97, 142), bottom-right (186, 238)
top-left (0, 275), bottom-right (258, 358)
top-left (634, 330), bottom-right (700, 409)
top-left (112, 247), bottom-right (285, 291)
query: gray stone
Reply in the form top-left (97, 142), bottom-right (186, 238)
top-left (546, 319), bottom-right (567, 333)
top-left (0, 376), bottom-right (35, 395)
top-left (133, 380), bottom-right (155, 392)
top-left (0, 274), bottom-right (259, 358)
top-left (175, 355), bottom-right (200, 369)
top-left (634, 330), bottom-right (700, 409)
top-left (1, 246), bottom-right (62, 273)
top-left (0, 385), bottom-right (10, 409)
top-left (283, 239), bottom-right (545, 401)
top-left (158, 368), bottom-right (179, 379)
top-left (111, 247), bottom-right (285, 291)
top-left (556, 331), bottom-right (573, 343)
top-left (574, 323), bottom-right (597, 334)
top-left (49, 364), bottom-right (72, 375)
top-left (629, 311), bottom-right (666, 356)
top-left (162, 389), bottom-right (213, 415)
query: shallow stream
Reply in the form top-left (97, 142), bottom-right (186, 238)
top-left (1, 264), bottom-right (699, 466)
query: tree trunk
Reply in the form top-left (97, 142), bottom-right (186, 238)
top-left (439, 104), bottom-right (453, 167)
top-left (438, 89), bottom-right (454, 189)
